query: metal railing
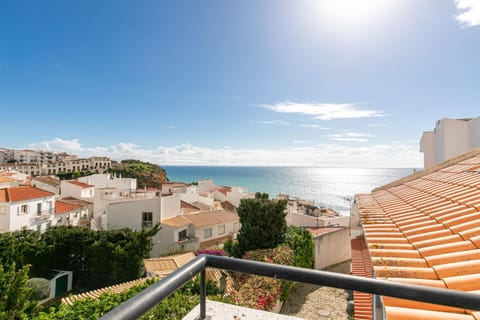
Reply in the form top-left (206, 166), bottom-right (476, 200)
top-left (100, 255), bottom-right (480, 320)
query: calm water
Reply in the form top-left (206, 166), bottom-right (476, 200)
top-left (164, 166), bottom-right (413, 215)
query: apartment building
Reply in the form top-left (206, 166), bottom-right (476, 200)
top-left (420, 117), bottom-right (480, 168)
top-left (0, 186), bottom-right (56, 232)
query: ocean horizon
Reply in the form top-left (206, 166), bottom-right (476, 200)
top-left (164, 166), bottom-right (414, 215)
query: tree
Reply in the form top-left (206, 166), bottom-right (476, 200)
top-left (284, 226), bottom-right (314, 269)
top-left (232, 197), bottom-right (288, 257)
top-left (0, 263), bottom-right (35, 320)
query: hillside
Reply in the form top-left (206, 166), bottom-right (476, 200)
top-left (109, 160), bottom-right (168, 188)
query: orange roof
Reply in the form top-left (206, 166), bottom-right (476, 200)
top-left (216, 186), bottom-right (232, 195)
top-left (356, 151), bottom-right (480, 319)
top-left (161, 210), bottom-right (238, 229)
top-left (67, 180), bottom-right (94, 188)
top-left (55, 201), bottom-right (81, 215)
top-left (307, 227), bottom-right (343, 237)
top-left (0, 186), bottom-right (54, 202)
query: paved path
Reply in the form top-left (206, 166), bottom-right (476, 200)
top-left (281, 283), bottom-right (348, 320)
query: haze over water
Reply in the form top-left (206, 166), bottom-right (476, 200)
top-left (164, 166), bottom-right (413, 215)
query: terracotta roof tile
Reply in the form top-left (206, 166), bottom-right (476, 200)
top-left (356, 150), bottom-right (480, 319)
top-left (162, 210), bottom-right (238, 229)
top-left (0, 186), bottom-right (54, 202)
top-left (67, 180), bottom-right (94, 188)
top-left (55, 201), bottom-right (81, 215)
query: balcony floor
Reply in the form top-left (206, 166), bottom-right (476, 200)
top-left (183, 300), bottom-right (302, 320)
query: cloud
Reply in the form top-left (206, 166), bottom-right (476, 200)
top-left (455, 0), bottom-right (480, 27)
top-left (28, 138), bottom-right (422, 168)
top-left (292, 140), bottom-right (313, 144)
top-left (299, 124), bottom-right (331, 130)
top-left (327, 132), bottom-right (376, 142)
top-left (259, 102), bottom-right (385, 120)
top-left (251, 120), bottom-right (291, 126)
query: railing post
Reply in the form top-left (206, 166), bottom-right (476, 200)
top-left (200, 270), bottom-right (206, 319)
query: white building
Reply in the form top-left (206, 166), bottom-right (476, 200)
top-left (54, 197), bottom-right (93, 228)
top-left (60, 180), bottom-right (95, 200)
top-left (0, 186), bottom-right (56, 232)
top-left (78, 173), bottom-right (136, 193)
top-left (420, 117), bottom-right (480, 168)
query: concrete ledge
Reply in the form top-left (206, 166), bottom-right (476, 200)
top-left (183, 300), bottom-right (302, 320)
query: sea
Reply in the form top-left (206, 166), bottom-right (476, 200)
top-left (163, 166), bottom-right (414, 215)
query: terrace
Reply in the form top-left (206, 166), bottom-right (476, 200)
top-left (99, 254), bottom-right (480, 320)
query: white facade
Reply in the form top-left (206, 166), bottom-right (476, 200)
top-left (78, 173), bottom-right (136, 192)
top-left (420, 117), bottom-right (480, 168)
top-left (60, 181), bottom-right (95, 200)
top-left (0, 188), bottom-right (56, 232)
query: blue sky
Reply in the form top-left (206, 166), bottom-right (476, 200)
top-left (1, 0), bottom-right (479, 167)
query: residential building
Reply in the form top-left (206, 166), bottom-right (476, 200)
top-left (31, 176), bottom-right (60, 194)
top-left (54, 197), bottom-right (93, 228)
top-left (0, 186), bottom-right (55, 232)
top-left (158, 210), bottom-right (239, 256)
top-left (351, 148), bottom-right (480, 319)
top-left (420, 116), bottom-right (480, 168)
top-left (279, 194), bottom-right (349, 227)
top-left (60, 180), bottom-right (95, 200)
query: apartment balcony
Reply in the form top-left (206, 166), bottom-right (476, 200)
top-left (35, 209), bottom-right (54, 220)
top-left (99, 255), bottom-right (480, 320)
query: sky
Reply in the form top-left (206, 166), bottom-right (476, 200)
top-left (0, 0), bottom-right (479, 167)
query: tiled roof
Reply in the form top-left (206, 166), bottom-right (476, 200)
top-left (67, 180), bottom-right (94, 188)
top-left (307, 227), bottom-right (343, 237)
top-left (55, 201), bottom-right (81, 215)
top-left (200, 234), bottom-right (231, 249)
top-left (0, 186), bottom-right (54, 202)
top-left (356, 151), bottom-right (480, 320)
top-left (351, 237), bottom-right (373, 320)
top-left (61, 277), bottom-right (157, 305)
top-left (144, 252), bottom-right (196, 275)
top-left (32, 176), bottom-right (60, 187)
top-left (162, 210), bottom-right (238, 229)
top-left (216, 186), bottom-right (232, 195)
top-left (0, 177), bottom-right (15, 183)
top-left (144, 252), bottom-right (234, 294)
top-left (181, 200), bottom-right (200, 210)
top-left (192, 201), bottom-right (211, 211)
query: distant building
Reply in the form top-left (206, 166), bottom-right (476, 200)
top-left (0, 186), bottom-right (56, 232)
top-left (420, 116), bottom-right (480, 168)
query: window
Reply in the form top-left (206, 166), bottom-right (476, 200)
top-left (37, 203), bottom-right (42, 216)
top-left (204, 228), bottom-right (212, 239)
top-left (20, 204), bottom-right (28, 214)
top-left (178, 229), bottom-right (188, 241)
top-left (142, 212), bottom-right (153, 228)
top-left (218, 225), bottom-right (225, 235)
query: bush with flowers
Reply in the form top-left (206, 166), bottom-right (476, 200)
top-left (231, 246), bottom-right (294, 311)
top-left (194, 249), bottom-right (226, 256)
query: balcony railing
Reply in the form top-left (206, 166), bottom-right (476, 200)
top-left (36, 209), bottom-right (54, 220)
top-left (100, 255), bottom-right (480, 320)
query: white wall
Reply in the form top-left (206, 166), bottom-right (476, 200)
top-left (287, 212), bottom-right (349, 228)
top-left (0, 203), bottom-right (10, 232)
top-left (60, 181), bottom-right (84, 199)
top-left (420, 131), bottom-right (435, 168)
top-left (443, 119), bottom-right (470, 161)
top-left (6, 196), bottom-right (55, 232)
top-left (160, 194), bottom-right (181, 221)
top-left (193, 221), bottom-right (236, 242)
top-left (105, 197), bottom-right (161, 231)
top-left (79, 174), bottom-right (137, 191)
top-left (314, 228), bottom-right (351, 270)
top-left (469, 117), bottom-right (480, 150)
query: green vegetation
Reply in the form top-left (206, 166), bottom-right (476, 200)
top-left (285, 226), bottom-right (314, 269)
top-left (225, 195), bottom-right (287, 257)
top-left (109, 159), bottom-right (168, 188)
top-left (56, 171), bottom-right (97, 180)
top-left (32, 278), bottom-right (227, 320)
top-left (0, 225), bottom-right (160, 290)
top-left (0, 263), bottom-right (34, 320)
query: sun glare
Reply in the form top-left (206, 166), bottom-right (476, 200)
top-left (313, 0), bottom-right (400, 29)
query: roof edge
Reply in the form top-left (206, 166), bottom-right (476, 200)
top-left (373, 147), bottom-right (480, 192)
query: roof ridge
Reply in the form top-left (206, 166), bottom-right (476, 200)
top-left (374, 147), bottom-right (480, 192)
